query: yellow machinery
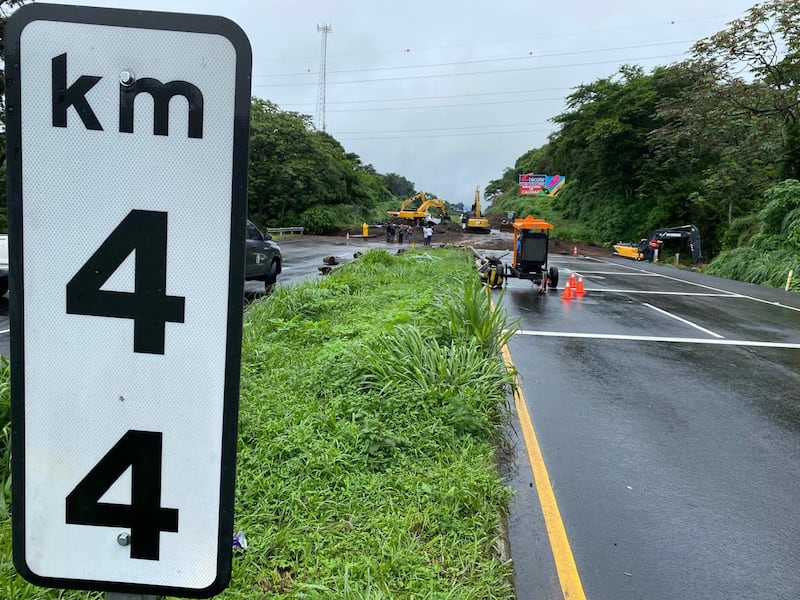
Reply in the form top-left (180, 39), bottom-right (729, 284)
top-left (461, 186), bottom-right (491, 233)
top-left (387, 191), bottom-right (449, 224)
top-left (612, 225), bottom-right (702, 264)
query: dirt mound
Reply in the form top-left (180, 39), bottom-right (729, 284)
top-left (337, 223), bottom-right (611, 257)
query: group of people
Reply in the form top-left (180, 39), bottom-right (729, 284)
top-left (384, 222), bottom-right (434, 246)
top-left (637, 237), bottom-right (662, 262)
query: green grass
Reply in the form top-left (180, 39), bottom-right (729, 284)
top-left (0, 248), bottom-right (517, 599)
top-left (706, 242), bottom-right (800, 290)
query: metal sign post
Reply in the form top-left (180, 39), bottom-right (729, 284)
top-left (7, 3), bottom-right (251, 598)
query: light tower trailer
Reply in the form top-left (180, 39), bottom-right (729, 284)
top-left (505, 215), bottom-right (559, 294)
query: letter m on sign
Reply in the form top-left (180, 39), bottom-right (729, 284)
top-left (120, 78), bottom-right (204, 138)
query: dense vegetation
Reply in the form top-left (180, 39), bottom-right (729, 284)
top-left (0, 249), bottom-right (517, 598)
top-left (247, 99), bottom-right (417, 234)
top-left (486, 0), bottom-right (800, 289)
top-left (0, 1), bottom-right (418, 235)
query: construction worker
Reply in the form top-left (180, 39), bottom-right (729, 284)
top-left (647, 238), bottom-right (660, 262)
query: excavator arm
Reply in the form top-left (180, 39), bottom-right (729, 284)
top-left (387, 192), bottom-right (449, 223)
top-left (649, 224), bottom-right (702, 263)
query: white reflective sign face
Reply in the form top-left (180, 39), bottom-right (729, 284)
top-left (7, 5), bottom-right (250, 597)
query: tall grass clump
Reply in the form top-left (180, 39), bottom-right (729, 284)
top-left (441, 278), bottom-right (518, 357)
top-left (708, 179), bottom-right (800, 290)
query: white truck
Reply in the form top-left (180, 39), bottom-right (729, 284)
top-left (0, 234), bottom-right (7, 296)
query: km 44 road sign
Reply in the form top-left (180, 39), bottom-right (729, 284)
top-left (6, 4), bottom-right (251, 597)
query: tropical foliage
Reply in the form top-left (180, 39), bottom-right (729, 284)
top-left (0, 2), bottom-right (419, 236)
top-left (487, 0), bottom-right (800, 289)
top-left (248, 99), bottom-right (407, 234)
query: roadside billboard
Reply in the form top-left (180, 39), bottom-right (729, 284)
top-left (519, 173), bottom-right (565, 196)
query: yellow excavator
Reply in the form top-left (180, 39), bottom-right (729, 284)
top-left (461, 186), bottom-right (491, 233)
top-left (387, 191), bottom-right (449, 224)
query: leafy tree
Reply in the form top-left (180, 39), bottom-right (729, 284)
top-left (644, 61), bottom-right (782, 256)
top-left (484, 0), bottom-right (800, 277)
top-left (545, 65), bottom-right (668, 240)
top-left (382, 172), bottom-right (415, 198)
top-left (247, 98), bottom-right (399, 233)
top-left (692, 0), bottom-right (800, 179)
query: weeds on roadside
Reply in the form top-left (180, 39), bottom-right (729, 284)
top-left (441, 278), bottom-right (519, 357)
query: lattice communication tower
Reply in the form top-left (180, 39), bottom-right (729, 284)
top-left (315, 23), bottom-right (332, 131)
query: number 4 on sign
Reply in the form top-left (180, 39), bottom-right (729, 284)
top-left (66, 210), bottom-right (186, 354)
top-left (66, 430), bottom-right (179, 561)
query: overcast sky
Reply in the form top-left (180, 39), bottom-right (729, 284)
top-left (50, 0), bottom-right (759, 207)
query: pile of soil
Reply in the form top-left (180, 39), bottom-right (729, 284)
top-left (340, 222), bottom-right (611, 257)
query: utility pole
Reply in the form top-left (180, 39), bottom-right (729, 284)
top-left (315, 23), bottom-right (332, 132)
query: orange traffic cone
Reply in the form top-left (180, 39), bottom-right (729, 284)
top-left (561, 283), bottom-right (574, 299)
top-left (567, 273), bottom-right (576, 289)
top-left (575, 274), bottom-right (585, 295)
top-left (572, 246), bottom-right (578, 257)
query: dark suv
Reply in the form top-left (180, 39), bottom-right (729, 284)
top-left (246, 220), bottom-right (282, 291)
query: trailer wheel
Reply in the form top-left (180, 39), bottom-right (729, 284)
top-left (547, 266), bottom-right (559, 288)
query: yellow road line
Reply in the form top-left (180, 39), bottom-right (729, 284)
top-left (501, 343), bottom-right (586, 600)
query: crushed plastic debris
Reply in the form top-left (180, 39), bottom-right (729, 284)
top-left (233, 530), bottom-right (247, 551)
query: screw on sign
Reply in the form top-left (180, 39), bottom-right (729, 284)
top-left (6, 4), bottom-right (251, 598)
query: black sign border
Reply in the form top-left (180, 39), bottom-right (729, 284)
top-left (6, 3), bottom-right (251, 597)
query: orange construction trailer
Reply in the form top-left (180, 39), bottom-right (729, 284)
top-left (506, 215), bottom-right (559, 294)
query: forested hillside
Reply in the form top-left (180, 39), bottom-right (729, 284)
top-left (247, 99), bottom-right (417, 234)
top-left (0, 0), bottom-right (418, 235)
top-left (486, 0), bottom-right (800, 289)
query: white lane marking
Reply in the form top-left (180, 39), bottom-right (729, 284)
top-left (514, 330), bottom-right (800, 348)
top-left (582, 289), bottom-right (740, 297)
top-left (643, 302), bottom-right (724, 338)
top-left (563, 271), bottom-right (657, 276)
top-left (0, 329), bottom-right (8, 335)
top-left (586, 257), bottom-right (800, 313)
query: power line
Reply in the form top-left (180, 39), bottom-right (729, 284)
top-left (257, 39), bottom-right (697, 79)
top-left (336, 129), bottom-right (554, 141)
top-left (332, 122), bottom-right (552, 135)
top-left (279, 86), bottom-right (575, 108)
top-left (253, 12), bottom-right (743, 65)
top-left (324, 96), bottom-right (568, 113)
top-left (254, 53), bottom-right (687, 88)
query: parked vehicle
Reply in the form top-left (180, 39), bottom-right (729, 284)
top-left (246, 220), bottom-right (282, 291)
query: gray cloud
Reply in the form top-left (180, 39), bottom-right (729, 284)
top-left (52, 0), bottom-right (755, 206)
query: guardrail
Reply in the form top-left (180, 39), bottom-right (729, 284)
top-left (267, 226), bottom-right (305, 235)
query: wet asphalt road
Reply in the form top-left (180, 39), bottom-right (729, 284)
top-left (500, 255), bottom-right (800, 600)
top-left (244, 234), bottom-right (380, 296)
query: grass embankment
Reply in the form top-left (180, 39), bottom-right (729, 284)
top-left (0, 248), bottom-right (518, 599)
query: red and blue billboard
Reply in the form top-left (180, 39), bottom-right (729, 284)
top-left (519, 173), bottom-right (565, 196)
